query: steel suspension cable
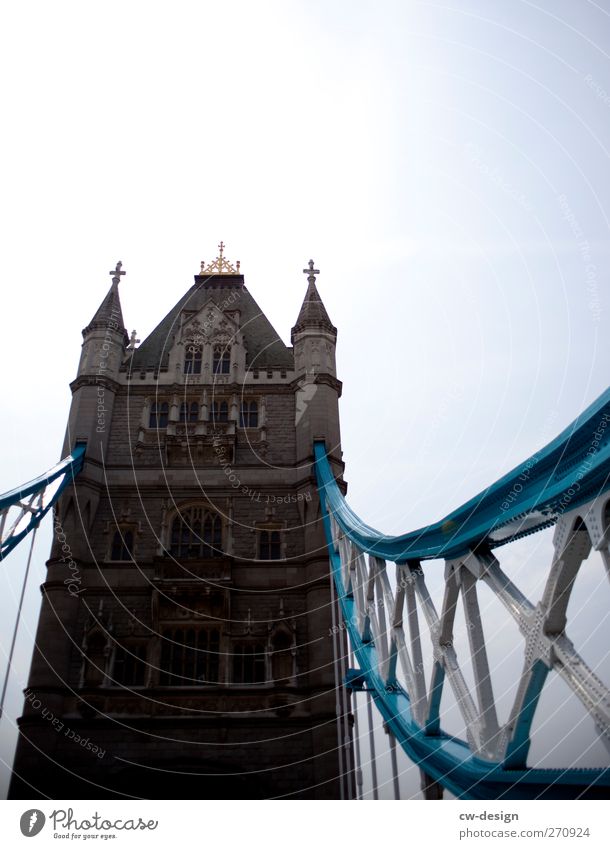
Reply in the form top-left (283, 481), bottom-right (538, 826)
top-left (366, 691), bottom-right (379, 799)
top-left (0, 525), bottom-right (38, 720)
top-left (389, 729), bottom-right (400, 799)
top-left (349, 647), bottom-right (364, 799)
top-left (329, 563), bottom-right (345, 799)
top-left (337, 601), bottom-right (354, 799)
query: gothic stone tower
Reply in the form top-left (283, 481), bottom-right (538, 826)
top-left (9, 248), bottom-right (348, 799)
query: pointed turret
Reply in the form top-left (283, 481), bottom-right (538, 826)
top-left (62, 261), bottom-right (130, 472)
top-left (76, 262), bottom-right (129, 380)
top-left (291, 261), bottom-right (336, 341)
top-left (292, 259), bottom-right (341, 468)
top-left (82, 261), bottom-right (129, 344)
top-left (291, 260), bottom-right (337, 379)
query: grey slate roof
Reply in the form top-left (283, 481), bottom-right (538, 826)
top-left (129, 275), bottom-right (294, 371)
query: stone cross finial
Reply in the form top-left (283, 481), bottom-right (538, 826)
top-left (128, 329), bottom-right (140, 351)
top-left (303, 259), bottom-right (319, 285)
top-left (110, 261), bottom-right (126, 285)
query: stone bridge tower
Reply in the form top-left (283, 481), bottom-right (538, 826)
top-left (9, 247), bottom-right (350, 799)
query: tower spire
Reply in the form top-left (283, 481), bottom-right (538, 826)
top-left (292, 258), bottom-right (336, 342)
top-left (82, 261), bottom-right (128, 344)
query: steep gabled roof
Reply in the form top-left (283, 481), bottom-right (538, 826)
top-left (129, 275), bottom-right (294, 371)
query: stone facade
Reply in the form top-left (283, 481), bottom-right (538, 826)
top-left (9, 262), bottom-right (350, 799)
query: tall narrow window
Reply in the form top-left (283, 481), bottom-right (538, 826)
top-left (240, 401), bottom-right (258, 428)
top-left (160, 627), bottom-right (220, 685)
top-left (113, 644), bottom-right (147, 687)
top-left (233, 643), bottom-right (266, 684)
top-left (84, 633), bottom-right (107, 686)
top-left (149, 402), bottom-right (169, 428)
top-left (184, 344), bottom-right (202, 374)
top-left (211, 400), bottom-right (228, 423)
top-left (212, 345), bottom-right (231, 374)
top-left (271, 632), bottom-right (293, 681)
top-left (179, 401), bottom-right (199, 423)
top-left (169, 507), bottom-right (222, 558)
top-left (259, 530), bottom-right (281, 560)
top-left (111, 529), bottom-right (134, 561)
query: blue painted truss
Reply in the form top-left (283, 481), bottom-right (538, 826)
top-left (0, 443), bottom-right (86, 560)
top-left (314, 385), bottom-right (610, 798)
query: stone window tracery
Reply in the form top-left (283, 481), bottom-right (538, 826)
top-left (169, 507), bottom-right (223, 558)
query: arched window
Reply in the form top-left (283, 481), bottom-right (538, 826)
top-left (212, 345), bottom-right (231, 374)
top-left (211, 400), bottom-right (228, 423)
top-left (149, 402), bottom-right (169, 428)
top-left (271, 631), bottom-right (293, 681)
top-left (240, 401), bottom-right (258, 428)
top-left (160, 627), bottom-right (220, 685)
top-left (259, 530), bottom-right (281, 560)
top-left (111, 529), bottom-right (134, 561)
top-left (233, 643), bottom-right (266, 684)
top-left (184, 344), bottom-right (202, 374)
top-left (113, 644), bottom-right (147, 687)
top-left (179, 401), bottom-right (199, 423)
top-left (169, 507), bottom-right (222, 558)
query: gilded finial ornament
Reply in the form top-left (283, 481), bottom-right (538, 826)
top-left (303, 259), bottom-right (319, 285)
top-left (110, 261), bottom-right (126, 285)
top-left (199, 241), bottom-right (241, 275)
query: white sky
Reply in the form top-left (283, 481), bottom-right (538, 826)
top-left (1, 0), bottom-right (609, 800)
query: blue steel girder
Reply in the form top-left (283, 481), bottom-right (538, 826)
top-left (316, 385), bottom-right (610, 562)
top-left (0, 443), bottom-right (86, 560)
top-left (314, 384), bottom-right (610, 799)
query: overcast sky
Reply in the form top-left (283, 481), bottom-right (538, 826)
top-left (1, 0), bottom-right (609, 800)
